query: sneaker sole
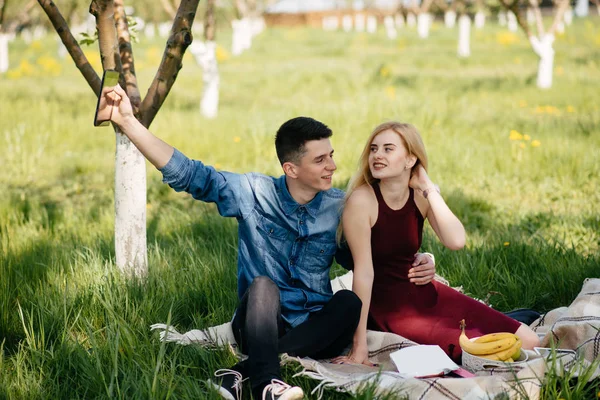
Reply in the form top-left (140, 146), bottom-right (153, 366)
top-left (206, 379), bottom-right (236, 400)
top-left (278, 387), bottom-right (304, 400)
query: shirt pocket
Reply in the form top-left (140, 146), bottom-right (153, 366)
top-left (257, 216), bottom-right (293, 257)
top-left (303, 240), bottom-right (337, 271)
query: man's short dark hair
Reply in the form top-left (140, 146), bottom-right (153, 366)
top-left (275, 117), bottom-right (332, 165)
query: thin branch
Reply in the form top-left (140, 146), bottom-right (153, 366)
top-left (548, 0), bottom-right (569, 35)
top-left (160, 0), bottom-right (176, 20)
top-left (528, 0), bottom-right (545, 37)
top-left (113, 0), bottom-right (141, 118)
top-left (139, 0), bottom-right (201, 128)
top-left (37, 0), bottom-right (101, 94)
top-left (235, 0), bottom-right (249, 19)
top-left (204, 0), bottom-right (215, 41)
top-left (498, 0), bottom-right (531, 36)
top-left (0, 0), bottom-right (8, 30)
top-left (420, 0), bottom-right (434, 13)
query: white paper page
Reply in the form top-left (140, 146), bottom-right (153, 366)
top-left (390, 345), bottom-right (459, 378)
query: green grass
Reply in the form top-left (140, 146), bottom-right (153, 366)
top-left (1, 16), bottom-right (599, 399)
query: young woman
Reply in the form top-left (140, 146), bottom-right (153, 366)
top-left (333, 122), bottom-right (539, 364)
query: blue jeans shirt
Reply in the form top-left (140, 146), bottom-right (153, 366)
top-left (160, 149), bottom-right (345, 327)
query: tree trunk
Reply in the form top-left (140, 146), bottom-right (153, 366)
top-left (0, 32), bottom-right (8, 73)
top-left (395, 13), bottom-right (405, 28)
top-left (114, 127), bottom-right (147, 276)
top-left (564, 8), bottom-right (573, 24)
top-left (474, 11), bottom-right (485, 29)
top-left (193, 41), bottom-right (219, 118)
top-left (498, 10), bottom-right (507, 26)
top-left (457, 14), bottom-right (471, 58)
top-left (574, 0), bottom-right (588, 17)
top-left (530, 34), bottom-right (554, 89)
top-left (231, 19), bottom-right (244, 55)
top-left (406, 12), bottom-right (416, 27)
top-left (342, 14), bottom-right (352, 31)
top-left (444, 10), bottom-right (456, 28)
top-left (384, 15), bottom-right (397, 38)
top-left (366, 15), bottom-right (377, 33)
top-left (417, 12), bottom-right (430, 38)
top-left (507, 10), bottom-right (518, 31)
top-left (355, 13), bottom-right (365, 32)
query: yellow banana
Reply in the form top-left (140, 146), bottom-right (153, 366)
top-left (473, 332), bottom-right (517, 343)
top-left (459, 320), bottom-right (518, 356)
top-left (478, 337), bottom-right (522, 361)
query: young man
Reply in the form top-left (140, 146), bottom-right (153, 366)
top-left (105, 85), bottom-right (436, 400)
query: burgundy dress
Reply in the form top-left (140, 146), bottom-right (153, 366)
top-left (367, 184), bottom-right (521, 362)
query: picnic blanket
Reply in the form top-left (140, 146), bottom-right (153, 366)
top-left (150, 275), bottom-right (600, 399)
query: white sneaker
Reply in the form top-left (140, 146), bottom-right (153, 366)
top-left (262, 379), bottom-right (304, 400)
top-left (207, 369), bottom-right (247, 400)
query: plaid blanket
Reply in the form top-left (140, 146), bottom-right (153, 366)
top-left (151, 276), bottom-right (600, 399)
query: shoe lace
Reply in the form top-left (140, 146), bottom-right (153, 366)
top-left (263, 379), bottom-right (292, 400)
top-left (214, 369), bottom-right (247, 400)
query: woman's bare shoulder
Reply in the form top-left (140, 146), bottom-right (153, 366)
top-left (346, 185), bottom-right (377, 208)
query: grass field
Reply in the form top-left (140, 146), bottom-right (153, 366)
top-left (1, 15), bottom-right (599, 399)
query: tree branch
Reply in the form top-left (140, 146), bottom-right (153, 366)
top-left (139, 0), bottom-right (200, 128)
top-left (528, 0), bottom-right (545, 37)
top-left (0, 0), bottom-right (8, 30)
top-left (160, 0), bottom-right (177, 20)
top-left (89, 0), bottom-right (121, 72)
top-left (38, 0), bottom-right (101, 94)
top-left (113, 0), bottom-right (141, 118)
top-left (499, 0), bottom-right (531, 36)
top-left (548, 0), bottom-right (569, 35)
top-left (204, 0), bottom-right (215, 41)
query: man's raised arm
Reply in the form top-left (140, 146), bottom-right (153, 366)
top-left (109, 84), bottom-right (174, 169)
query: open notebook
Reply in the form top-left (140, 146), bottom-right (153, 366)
top-left (390, 345), bottom-right (475, 378)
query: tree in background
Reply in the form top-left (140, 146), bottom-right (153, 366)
top-left (0, 0), bottom-right (36, 73)
top-left (189, 0), bottom-right (219, 118)
top-left (38, 0), bottom-right (201, 277)
top-left (499, 0), bottom-right (569, 89)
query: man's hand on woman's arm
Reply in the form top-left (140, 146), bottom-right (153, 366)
top-left (408, 252), bottom-right (436, 285)
top-left (108, 84), bottom-right (174, 169)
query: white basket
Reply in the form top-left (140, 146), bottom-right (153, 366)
top-left (461, 337), bottom-right (529, 373)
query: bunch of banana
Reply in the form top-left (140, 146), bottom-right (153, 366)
top-left (459, 319), bottom-right (522, 362)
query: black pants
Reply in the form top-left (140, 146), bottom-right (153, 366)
top-left (231, 276), bottom-right (361, 394)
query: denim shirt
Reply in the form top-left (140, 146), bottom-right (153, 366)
top-left (160, 149), bottom-right (345, 327)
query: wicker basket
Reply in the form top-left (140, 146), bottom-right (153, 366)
top-left (461, 338), bottom-right (529, 373)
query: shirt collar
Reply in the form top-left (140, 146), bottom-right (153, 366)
top-left (277, 175), bottom-right (323, 218)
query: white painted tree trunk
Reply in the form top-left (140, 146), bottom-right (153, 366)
top-left (250, 17), bottom-right (265, 37)
top-left (384, 16), bottom-right (398, 38)
top-left (231, 19), bottom-right (245, 55)
top-left (498, 11), bottom-right (507, 26)
top-left (556, 21), bottom-right (565, 34)
top-left (114, 128), bottom-right (147, 277)
top-left (530, 34), bottom-right (555, 89)
top-left (474, 11), bottom-right (485, 29)
top-left (366, 15), bottom-right (377, 33)
top-left (445, 10), bottom-right (457, 28)
top-left (0, 33), bottom-right (9, 73)
top-left (190, 41), bottom-right (220, 119)
top-left (406, 12), bottom-right (417, 27)
top-left (507, 11), bottom-right (518, 32)
top-left (241, 18), bottom-right (252, 51)
top-left (158, 22), bottom-right (171, 38)
top-left (457, 14), bottom-right (471, 58)
top-left (575, 0), bottom-right (589, 17)
top-left (395, 13), bottom-right (405, 28)
top-left (342, 15), bottom-right (353, 31)
top-left (417, 13), bottom-right (431, 38)
top-left (564, 8), bottom-right (573, 24)
top-left (355, 13), bottom-right (366, 32)
top-left (144, 23), bottom-right (156, 38)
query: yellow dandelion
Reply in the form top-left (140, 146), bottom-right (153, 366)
top-left (19, 60), bottom-right (36, 76)
top-left (519, 143), bottom-right (526, 149)
top-left (496, 32), bottom-right (519, 46)
top-left (567, 106), bottom-right (575, 113)
top-left (215, 163), bottom-right (222, 169)
top-left (380, 66), bottom-right (390, 78)
top-left (514, 57), bottom-right (521, 64)
top-left (504, 242), bottom-right (510, 246)
top-left (555, 66), bottom-right (564, 76)
top-left (30, 40), bottom-right (42, 50)
top-left (519, 100), bottom-right (527, 108)
top-left (233, 136), bottom-right (241, 143)
top-left (6, 69), bottom-right (22, 79)
top-left (216, 45), bottom-right (230, 62)
top-left (36, 55), bottom-right (62, 76)
top-left (434, 120), bottom-right (440, 126)
top-left (146, 203), bottom-right (152, 209)
top-left (531, 140), bottom-right (541, 147)
top-left (509, 130), bottom-right (523, 141)
top-left (534, 106), bottom-right (545, 114)
top-left (385, 86), bottom-right (396, 99)
top-left (523, 134), bottom-right (531, 141)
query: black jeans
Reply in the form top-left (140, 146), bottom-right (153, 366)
top-left (231, 276), bottom-right (361, 393)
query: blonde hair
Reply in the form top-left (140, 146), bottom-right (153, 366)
top-left (336, 122), bottom-right (428, 243)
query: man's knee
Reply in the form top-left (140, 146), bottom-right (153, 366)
top-left (249, 276), bottom-right (279, 298)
